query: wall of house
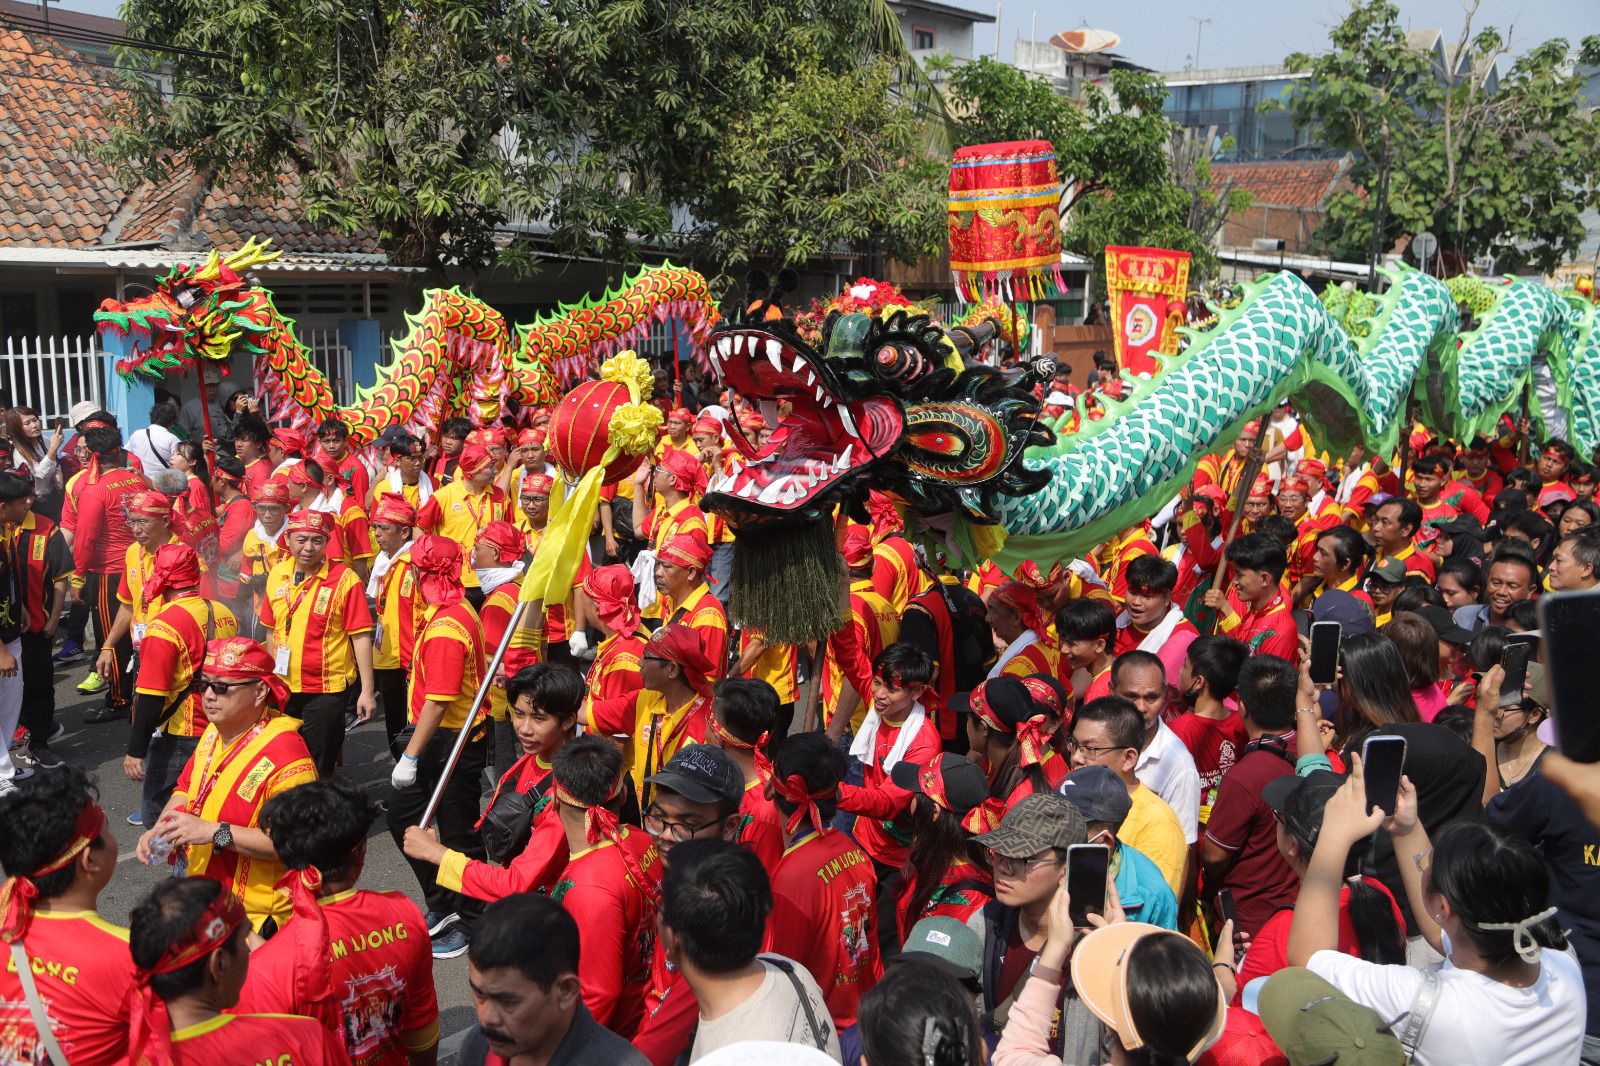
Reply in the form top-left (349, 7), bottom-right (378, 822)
top-left (899, 10), bottom-right (978, 61)
top-left (1218, 203), bottom-right (1328, 256)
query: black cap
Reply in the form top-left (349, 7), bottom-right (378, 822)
top-left (960, 675), bottom-right (1038, 732)
top-left (1434, 514), bottom-right (1483, 538)
top-left (1413, 604), bottom-right (1476, 646)
top-left (1262, 770), bottom-right (1344, 850)
top-left (890, 754), bottom-right (992, 816)
top-left (644, 743), bottom-right (744, 805)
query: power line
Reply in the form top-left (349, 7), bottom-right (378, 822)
top-left (0, 8), bottom-right (233, 62)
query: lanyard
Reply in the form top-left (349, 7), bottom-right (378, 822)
top-left (279, 567), bottom-right (334, 644)
top-left (187, 719), bottom-right (268, 816)
top-left (135, 543), bottom-right (159, 616)
top-left (462, 489), bottom-right (490, 530)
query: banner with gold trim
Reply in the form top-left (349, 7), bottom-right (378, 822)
top-left (949, 140), bottom-right (1065, 303)
top-left (1104, 245), bottom-right (1191, 377)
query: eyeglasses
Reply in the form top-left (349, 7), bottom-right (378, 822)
top-left (642, 808), bottom-right (718, 841)
top-left (1063, 738), bottom-right (1127, 757)
top-left (642, 655), bottom-right (670, 665)
top-left (193, 678), bottom-right (259, 696)
top-left (990, 851), bottom-right (1062, 878)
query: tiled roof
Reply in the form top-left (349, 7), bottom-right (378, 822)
top-left (0, 27), bottom-right (128, 245)
top-left (0, 18), bottom-right (388, 259)
top-left (1210, 158), bottom-right (1349, 211)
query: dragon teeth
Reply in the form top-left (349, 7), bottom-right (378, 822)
top-left (791, 354), bottom-right (806, 374)
top-left (733, 335), bottom-right (745, 355)
top-left (766, 346), bottom-right (784, 373)
top-left (766, 340), bottom-right (781, 361)
top-left (757, 477), bottom-right (787, 504)
top-left (820, 393), bottom-right (833, 408)
top-left (737, 480), bottom-right (759, 499)
top-left (834, 445), bottom-right (852, 470)
top-left (815, 385), bottom-right (825, 403)
top-left (805, 371), bottom-right (817, 387)
top-left (837, 407), bottom-right (860, 438)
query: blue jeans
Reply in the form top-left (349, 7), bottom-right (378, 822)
top-left (142, 733), bottom-right (201, 827)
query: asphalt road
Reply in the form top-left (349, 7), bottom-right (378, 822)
top-left (30, 652), bottom-right (481, 1061)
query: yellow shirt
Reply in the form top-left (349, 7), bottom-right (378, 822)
top-left (117, 533), bottom-right (180, 630)
top-left (422, 479), bottom-right (512, 588)
top-left (1120, 783), bottom-right (1188, 897)
top-left (259, 557), bottom-right (372, 693)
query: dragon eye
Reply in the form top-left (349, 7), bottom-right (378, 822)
top-left (174, 286), bottom-right (200, 310)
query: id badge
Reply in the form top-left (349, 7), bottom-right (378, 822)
top-left (372, 621), bottom-right (384, 650)
top-left (274, 644), bottom-right (291, 675)
top-left (131, 622), bottom-right (147, 648)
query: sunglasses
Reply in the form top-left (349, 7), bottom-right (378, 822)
top-left (193, 678), bottom-right (260, 696)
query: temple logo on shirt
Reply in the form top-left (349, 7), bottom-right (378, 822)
top-left (837, 882), bottom-right (873, 977)
top-left (341, 964), bottom-right (408, 1061)
top-left (236, 757), bottom-right (277, 803)
top-left (813, 845), bottom-right (868, 886)
top-left (315, 587), bottom-right (333, 613)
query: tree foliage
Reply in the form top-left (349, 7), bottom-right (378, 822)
top-left (97, 0), bottom-right (947, 279)
top-left (1282, 0), bottom-right (1600, 274)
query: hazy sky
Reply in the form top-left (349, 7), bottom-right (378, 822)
top-left (37, 0), bottom-right (1599, 72)
top-left (972, 0), bottom-right (1595, 72)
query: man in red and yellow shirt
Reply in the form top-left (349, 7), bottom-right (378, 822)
top-left (73, 423), bottom-right (147, 721)
top-left (287, 458), bottom-right (376, 580)
top-left (136, 638), bottom-right (320, 930)
top-left (386, 534), bottom-right (487, 957)
top-left (0, 769), bottom-right (137, 1064)
top-left (587, 624), bottom-right (715, 803)
top-left (94, 490), bottom-right (180, 706)
top-left (1275, 473), bottom-right (1337, 589)
top-left (633, 448), bottom-right (708, 619)
top-left (417, 443), bottom-right (511, 598)
top-left (126, 878), bottom-right (350, 1063)
top-left (1371, 497), bottom-right (1437, 581)
top-left (1459, 436), bottom-right (1503, 504)
top-left (3, 473), bottom-right (72, 764)
top-left (239, 777), bottom-right (440, 1066)
top-left (866, 491), bottom-right (927, 615)
top-left (211, 456), bottom-right (256, 616)
top-left (821, 530), bottom-right (901, 736)
top-left (126, 543), bottom-right (239, 828)
top-left (367, 493), bottom-right (420, 750)
top-left (315, 417), bottom-right (372, 505)
top-left (241, 478), bottom-right (293, 618)
top-left (655, 529), bottom-right (727, 678)
top-left (1192, 419), bottom-right (1260, 502)
top-left (583, 564), bottom-right (647, 707)
top-left (1410, 453), bottom-right (1466, 552)
top-left (259, 509), bottom-right (378, 776)
top-left (1203, 533), bottom-right (1299, 661)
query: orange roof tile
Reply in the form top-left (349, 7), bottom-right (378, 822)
top-left (1210, 159), bottom-right (1350, 211)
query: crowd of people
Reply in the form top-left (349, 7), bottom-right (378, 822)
top-left (0, 369), bottom-right (1598, 1066)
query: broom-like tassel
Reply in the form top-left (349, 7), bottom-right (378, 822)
top-left (729, 518), bottom-right (848, 646)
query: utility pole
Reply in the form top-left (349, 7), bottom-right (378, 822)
top-left (1189, 16), bottom-right (1212, 72)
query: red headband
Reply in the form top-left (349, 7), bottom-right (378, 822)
top-left (842, 528), bottom-right (873, 568)
top-left (517, 428), bottom-right (546, 448)
top-left (1279, 476), bottom-right (1310, 496)
top-left (645, 624), bottom-right (715, 698)
top-left (658, 447), bottom-right (708, 496)
top-left (129, 891), bottom-right (247, 1066)
top-left (755, 748), bottom-right (833, 837)
top-left (410, 533), bottom-right (465, 608)
top-left (284, 461), bottom-right (319, 489)
top-left (457, 444), bottom-right (494, 477)
top-left (283, 509), bottom-right (334, 539)
top-left (203, 637), bottom-right (290, 710)
top-left (128, 490), bottom-right (172, 518)
top-left (253, 479), bottom-right (294, 508)
top-left (658, 529), bottom-right (713, 570)
top-left (519, 472), bottom-right (555, 497)
top-left (553, 769), bottom-right (657, 903)
top-left (583, 564), bottom-right (640, 636)
top-left (991, 581), bottom-right (1046, 638)
top-left (370, 492), bottom-right (417, 527)
top-left (272, 428), bottom-right (307, 454)
top-left (0, 798), bottom-right (105, 943)
top-left (478, 520), bottom-right (525, 565)
top-left (667, 407), bottom-right (694, 424)
top-left (144, 542), bottom-right (202, 603)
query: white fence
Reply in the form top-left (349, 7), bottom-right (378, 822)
top-left (297, 326), bottom-right (355, 406)
top-left (0, 335), bottom-right (103, 424)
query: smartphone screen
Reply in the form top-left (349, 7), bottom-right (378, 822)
top-left (1361, 735), bottom-right (1407, 817)
top-left (1498, 641), bottom-right (1532, 709)
top-left (1542, 590), bottom-right (1600, 762)
top-left (1309, 621), bottom-right (1342, 685)
top-left (1066, 844), bottom-right (1110, 927)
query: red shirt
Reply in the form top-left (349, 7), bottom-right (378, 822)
top-left (408, 601), bottom-right (484, 729)
top-left (71, 464), bottom-right (145, 574)
top-left (768, 829), bottom-right (883, 1027)
top-left (167, 1012), bottom-right (352, 1065)
top-left (1168, 711), bottom-right (1246, 819)
top-left (242, 457), bottom-right (273, 498)
top-left (1440, 479), bottom-right (1489, 522)
top-left (0, 910), bottom-right (136, 1064)
top-left (234, 889), bottom-right (439, 1066)
top-left (836, 712), bottom-right (942, 868)
top-left (215, 495), bottom-right (255, 599)
top-left (1415, 499), bottom-right (1458, 550)
top-left (552, 826), bottom-right (661, 1038)
top-left (1235, 877), bottom-right (1403, 992)
top-left (894, 857), bottom-right (993, 943)
top-left (1219, 589), bottom-right (1299, 662)
top-left (1202, 739), bottom-right (1301, 938)
top-left (1462, 469), bottom-right (1503, 505)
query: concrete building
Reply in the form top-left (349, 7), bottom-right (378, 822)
top-left (890, 0), bottom-right (993, 63)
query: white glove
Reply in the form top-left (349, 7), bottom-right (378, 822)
top-left (568, 630), bottom-right (589, 657)
top-left (391, 753), bottom-right (418, 789)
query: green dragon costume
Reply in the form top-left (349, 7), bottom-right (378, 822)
top-left (96, 239), bottom-right (719, 445)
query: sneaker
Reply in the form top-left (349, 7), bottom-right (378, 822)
top-left (423, 910), bottom-right (460, 937)
top-left (343, 711), bottom-right (359, 733)
top-left (127, 811), bottom-right (144, 826)
top-left (8, 727), bottom-right (25, 750)
top-left (76, 671), bottom-right (108, 695)
top-left (7, 766), bottom-right (32, 784)
top-left (30, 747), bottom-right (64, 769)
top-left (53, 640), bottom-right (84, 663)
top-left (430, 926), bottom-right (469, 960)
top-left (83, 705), bottom-right (123, 724)
top-left (11, 747), bottom-right (37, 771)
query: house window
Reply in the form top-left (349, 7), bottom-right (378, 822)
top-left (913, 26), bottom-right (936, 50)
top-left (0, 293), bottom-right (37, 347)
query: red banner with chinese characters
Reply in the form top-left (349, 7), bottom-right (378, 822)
top-left (1105, 246), bottom-right (1191, 377)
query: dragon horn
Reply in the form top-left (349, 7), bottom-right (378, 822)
top-left (223, 238), bottom-right (282, 274)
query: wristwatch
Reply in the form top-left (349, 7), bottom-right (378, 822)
top-left (212, 822), bottom-right (234, 850)
top-left (1029, 957), bottom-right (1064, 985)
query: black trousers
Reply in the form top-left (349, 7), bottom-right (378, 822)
top-left (18, 633), bottom-right (54, 744)
top-left (61, 596), bottom-right (88, 647)
top-left (375, 667), bottom-right (408, 753)
top-left (86, 572), bottom-right (133, 709)
top-left (387, 726), bottom-right (487, 931)
top-left (286, 689), bottom-right (349, 778)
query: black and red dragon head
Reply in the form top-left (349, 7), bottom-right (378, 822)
top-left (701, 287), bottom-right (1053, 531)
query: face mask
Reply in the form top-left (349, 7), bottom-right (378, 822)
top-left (1180, 682), bottom-right (1203, 708)
top-left (1439, 927), bottom-right (1454, 958)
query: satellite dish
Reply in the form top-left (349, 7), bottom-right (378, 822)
top-left (1412, 231), bottom-right (1438, 262)
top-left (1049, 27), bottom-right (1121, 54)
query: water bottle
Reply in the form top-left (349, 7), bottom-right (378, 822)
top-left (146, 835), bottom-right (174, 866)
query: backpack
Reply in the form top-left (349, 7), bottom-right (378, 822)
top-left (946, 582), bottom-right (996, 691)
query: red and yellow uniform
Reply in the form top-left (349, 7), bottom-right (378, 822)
top-left (327, 494), bottom-right (376, 566)
top-left (118, 531), bottom-right (181, 640)
top-left (768, 828), bottom-right (883, 1029)
top-left (552, 826), bottom-right (661, 1037)
top-left (587, 688), bottom-right (713, 801)
top-left (242, 456), bottom-right (273, 497)
top-left (69, 461), bottom-right (144, 578)
top-left (166, 1013), bottom-right (351, 1065)
top-left (1375, 541), bottom-right (1436, 583)
top-left (235, 888), bottom-right (440, 1066)
top-left (1415, 498), bottom-right (1458, 552)
top-left (241, 521), bottom-right (290, 596)
top-left (259, 557), bottom-right (373, 694)
top-left (894, 857), bottom-right (993, 945)
top-left (409, 600), bottom-right (485, 730)
top-left (136, 595), bottom-right (240, 738)
top-left (869, 533), bottom-right (926, 616)
top-left (837, 714), bottom-right (942, 870)
top-left (1215, 588), bottom-right (1299, 662)
top-left (372, 552), bottom-right (421, 673)
top-left (666, 582), bottom-right (728, 681)
top-left (176, 713), bottom-right (319, 928)
top-left (1100, 525), bottom-right (1160, 603)
top-left (8, 511), bottom-right (72, 634)
top-left (438, 757), bottom-right (567, 902)
top-left (825, 578), bottom-right (900, 733)
top-left (415, 462), bottom-right (512, 588)
top-left (214, 494), bottom-right (255, 600)
top-left (1440, 478), bottom-right (1489, 522)
top-left (1193, 449), bottom-right (1254, 501)
top-left (1462, 467), bottom-right (1503, 505)
top-left (740, 630), bottom-right (799, 707)
top-left (0, 910), bottom-right (136, 1064)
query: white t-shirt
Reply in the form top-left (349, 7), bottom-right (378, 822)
top-left (1136, 721), bottom-right (1201, 844)
top-left (689, 956), bottom-right (842, 1063)
top-left (126, 424), bottom-right (179, 471)
top-left (1308, 947), bottom-right (1585, 1066)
